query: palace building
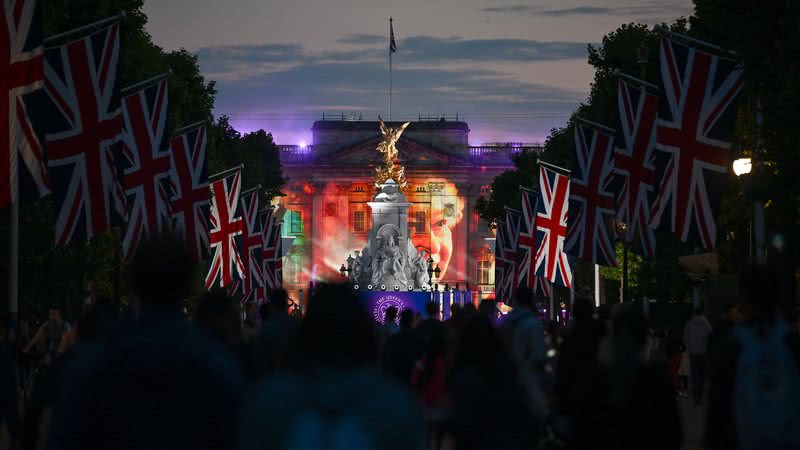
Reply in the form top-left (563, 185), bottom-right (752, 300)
top-left (275, 117), bottom-right (542, 302)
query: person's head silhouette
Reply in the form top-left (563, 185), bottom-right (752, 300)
top-left (129, 233), bottom-right (194, 311)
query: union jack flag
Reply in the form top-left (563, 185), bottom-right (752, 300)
top-left (261, 208), bottom-right (283, 289)
top-left (43, 22), bottom-right (126, 245)
top-left (651, 36), bottom-right (743, 249)
top-left (517, 187), bottom-right (551, 299)
top-left (614, 79), bottom-right (658, 258)
top-left (534, 164), bottom-right (572, 288)
top-left (120, 78), bottom-right (171, 260)
top-left (205, 169), bottom-right (245, 289)
top-left (494, 207), bottom-right (521, 303)
top-left (1, 0), bottom-right (49, 208)
top-left (232, 190), bottom-right (264, 303)
top-left (566, 121), bottom-right (618, 267)
top-left (169, 125), bottom-right (209, 262)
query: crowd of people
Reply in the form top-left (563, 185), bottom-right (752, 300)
top-left (0, 234), bottom-right (798, 450)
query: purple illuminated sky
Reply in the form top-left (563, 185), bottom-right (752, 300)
top-left (143, 0), bottom-right (692, 145)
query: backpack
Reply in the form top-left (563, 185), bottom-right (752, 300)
top-left (734, 321), bottom-right (800, 450)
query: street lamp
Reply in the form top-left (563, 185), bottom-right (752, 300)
top-left (733, 157), bottom-right (752, 176)
top-left (615, 220), bottom-right (629, 303)
top-left (339, 264), bottom-right (348, 278)
top-left (733, 156), bottom-right (759, 263)
top-left (433, 264), bottom-right (441, 280)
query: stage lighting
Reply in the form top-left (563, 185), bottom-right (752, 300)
top-left (407, 285), bottom-right (414, 291)
top-left (354, 284), bottom-right (359, 290)
top-left (422, 285), bottom-right (428, 291)
top-left (380, 285), bottom-right (386, 291)
top-left (394, 285), bottom-right (400, 291)
top-left (367, 284), bottom-right (373, 290)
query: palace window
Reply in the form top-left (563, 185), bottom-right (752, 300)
top-left (477, 260), bottom-right (492, 285)
top-left (353, 210), bottom-right (366, 232)
top-left (286, 256), bottom-right (301, 284)
top-left (288, 210), bottom-right (303, 234)
top-left (414, 211), bottom-right (426, 234)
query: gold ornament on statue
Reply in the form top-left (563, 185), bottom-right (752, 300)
top-left (375, 117), bottom-right (410, 190)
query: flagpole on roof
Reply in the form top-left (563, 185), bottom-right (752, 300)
top-left (209, 163), bottom-right (244, 180)
top-left (389, 17), bottom-right (393, 121)
top-left (43, 12), bottom-right (126, 45)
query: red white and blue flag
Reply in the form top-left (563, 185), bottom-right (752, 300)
top-left (651, 36), bottom-right (743, 249)
top-left (1, 0), bottom-right (49, 208)
top-left (43, 22), bottom-right (126, 245)
top-left (566, 121), bottom-right (618, 267)
top-left (494, 207), bottom-right (521, 303)
top-left (232, 190), bottom-right (264, 303)
top-left (534, 164), bottom-right (572, 288)
top-left (120, 77), bottom-right (171, 260)
top-left (614, 79), bottom-right (658, 258)
top-left (205, 169), bottom-right (245, 289)
top-left (261, 208), bottom-right (283, 290)
top-left (517, 186), bottom-right (551, 299)
top-left (169, 125), bottom-right (209, 262)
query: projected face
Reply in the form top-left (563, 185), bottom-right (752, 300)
top-left (428, 191), bottom-right (465, 280)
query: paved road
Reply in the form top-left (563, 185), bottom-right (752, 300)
top-left (679, 397), bottom-right (707, 450)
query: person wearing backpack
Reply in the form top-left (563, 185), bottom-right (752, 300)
top-left (705, 264), bottom-right (800, 450)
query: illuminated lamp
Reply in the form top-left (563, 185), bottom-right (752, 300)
top-left (367, 284), bottom-right (373, 290)
top-left (732, 158), bottom-right (752, 176)
top-left (380, 285), bottom-right (386, 291)
top-left (394, 285), bottom-right (400, 291)
top-left (407, 284), bottom-right (414, 291)
top-left (422, 285), bottom-right (428, 291)
top-left (354, 284), bottom-right (359, 290)
top-left (299, 141), bottom-right (307, 149)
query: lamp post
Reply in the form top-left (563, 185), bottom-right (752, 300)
top-left (615, 220), bottom-right (629, 303)
top-left (733, 157), bottom-right (760, 264)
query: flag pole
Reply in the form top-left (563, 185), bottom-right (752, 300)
top-left (7, 199), bottom-right (19, 338)
top-left (575, 116), bottom-right (616, 134)
top-left (209, 163), bottom-right (245, 180)
top-left (43, 12), bottom-right (126, 45)
top-left (389, 17), bottom-right (393, 121)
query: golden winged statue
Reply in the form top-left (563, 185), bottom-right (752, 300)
top-left (375, 117), bottom-right (411, 190)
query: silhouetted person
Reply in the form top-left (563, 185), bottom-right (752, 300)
top-left (195, 289), bottom-right (243, 348)
top-left (24, 306), bottom-right (102, 450)
top-left (684, 307), bottom-right (712, 404)
top-left (417, 302), bottom-right (444, 349)
top-left (553, 297), bottom-right (606, 449)
top-left (47, 234), bottom-right (244, 450)
top-left (382, 309), bottom-right (423, 383)
top-left (449, 315), bottom-right (537, 450)
top-left (598, 303), bottom-right (681, 450)
top-left (23, 307), bottom-right (70, 365)
top-left (238, 283), bottom-right (425, 450)
top-left (502, 286), bottom-right (547, 418)
top-left (706, 265), bottom-right (800, 450)
top-left (254, 288), bottom-right (299, 374)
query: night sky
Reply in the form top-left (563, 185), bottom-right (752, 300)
top-left (143, 0), bottom-right (693, 145)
